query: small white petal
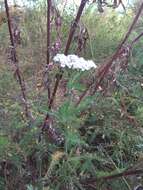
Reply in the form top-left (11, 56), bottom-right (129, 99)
top-left (53, 54), bottom-right (97, 71)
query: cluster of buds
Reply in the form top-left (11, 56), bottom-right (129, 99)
top-left (53, 54), bottom-right (97, 71)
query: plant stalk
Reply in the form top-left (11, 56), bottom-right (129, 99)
top-left (41, 0), bottom-right (88, 144)
top-left (47, 0), bottom-right (51, 101)
top-left (47, 0), bottom-right (51, 65)
top-left (76, 1), bottom-right (143, 106)
top-left (81, 169), bottom-right (143, 184)
top-left (4, 0), bottom-right (31, 120)
top-left (48, 0), bottom-right (88, 110)
top-left (130, 31), bottom-right (143, 46)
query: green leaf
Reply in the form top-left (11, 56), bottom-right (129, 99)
top-left (56, 101), bottom-right (77, 125)
top-left (77, 95), bottom-right (95, 112)
top-left (67, 72), bottom-right (85, 91)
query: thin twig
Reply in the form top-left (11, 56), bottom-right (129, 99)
top-left (76, 2), bottom-right (143, 106)
top-left (130, 31), bottom-right (143, 46)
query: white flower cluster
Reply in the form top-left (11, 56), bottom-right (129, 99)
top-left (53, 54), bottom-right (97, 71)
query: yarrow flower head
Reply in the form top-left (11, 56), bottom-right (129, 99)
top-left (53, 54), bottom-right (97, 71)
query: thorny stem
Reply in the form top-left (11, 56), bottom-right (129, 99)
top-left (48, 0), bottom-right (88, 110)
top-left (76, 1), bottom-right (143, 106)
top-left (4, 0), bottom-right (31, 119)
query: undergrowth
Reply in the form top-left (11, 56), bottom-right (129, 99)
top-left (0, 0), bottom-right (143, 189)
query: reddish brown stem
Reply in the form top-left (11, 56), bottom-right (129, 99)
top-left (81, 169), bottom-right (143, 184)
top-left (76, 2), bottom-right (143, 106)
top-left (47, 0), bottom-right (51, 101)
top-left (64, 0), bottom-right (88, 55)
top-left (5, 1), bottom-right (14, 47)
top-left (48, 0), bottom-right (88, 109)
top-left (41, 0), bottom-right (88, 144)
top-left (48, 72), bottom-right (62, 109)
top-left (130, 31), bottom-right (143, 46)
top-left (4, 0), bottom-right (30, 119)
top-left (47, 0), bottom-right (51, 65)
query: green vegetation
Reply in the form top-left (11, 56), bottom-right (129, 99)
top-left (0, 0), bottom-right (143, 189)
